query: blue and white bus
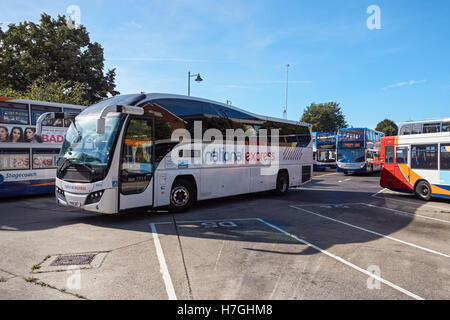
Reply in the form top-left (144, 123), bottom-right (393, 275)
top-left (336, 128), bottom-right (384, 174)
top-left (312, 131), bottom-right (336, 171)
top-left (0, 98), bottom-right (85, 197)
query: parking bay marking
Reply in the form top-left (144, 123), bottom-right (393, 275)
top-left (293, 202), bottom-right (450, 224)
top-left (290, 205), bottom-right (450, 258)
top-left (149, 217), bottom-right (424, 300)
top-left (372, 189), bottom-right (450, 212)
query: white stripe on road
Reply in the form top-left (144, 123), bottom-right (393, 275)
top-left (372, 190), bottom-right (450, 211)
top-left (257, 218), bottom-right (424, 300)
top-left (150, 223), bottom-right (177, 300)
top-left (289, 205), bottom-right (449, 258)
top-left (361, 203), bottom-right (450, 224)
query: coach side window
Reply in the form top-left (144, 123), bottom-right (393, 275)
top-left (440, 144), bottom-right (450, 170)
top-left (384, 146), bottom-right (394, 164)
top-left (411, 145), bottom-right (438, 170)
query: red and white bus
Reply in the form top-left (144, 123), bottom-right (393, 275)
top-left (380, 132), bottom-right (450, 201)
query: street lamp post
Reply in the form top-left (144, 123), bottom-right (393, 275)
top-left (188, 71), bottom-right (203, 96)
top-left (284, 64), bottom-right (289, 120)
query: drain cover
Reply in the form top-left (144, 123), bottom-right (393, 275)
top-left (50, 254), bottom-right (96, 266)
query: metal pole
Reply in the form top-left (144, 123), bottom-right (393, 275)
top-left (284, 64), bottom-right (289, 120)
top-left (188, 71), bottom-right (191, 96)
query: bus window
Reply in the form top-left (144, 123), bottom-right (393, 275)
top-left (412, 123), bottom-right (422, 135)
top-left (384, 146), bottom-right (394, 164)
top-left (120, 118), bottom-right (153, 195)
top-left (400, 125), bottom-right (411, 135)
top-left (423, 123), bottom-right (441, 134)
top-left (31, 105), bottom-right (63, 127)
top-left (442, 122), bottom-right (450, 132)
top-left (411, 145), bottom-right (438, 170)
top-left (396, 147), bottom-right (408, 164)
top-left (63, 108), bottom-right (82, 127)
top-left (0, 149), bottom-right (30, 170)
top-left (0, 102), bottom-right (29, 125)
top-left (440, 144), bottom-right (450, 170)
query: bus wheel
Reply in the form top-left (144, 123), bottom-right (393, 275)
top-left (274, 171), bottom-right (289, 196)
top-left (415, 180), bottom-right (432, 201)
top-left (170, 178), bottom-right (196, 212)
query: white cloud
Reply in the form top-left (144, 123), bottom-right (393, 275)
top-left (381, 80), bottom-right (426, 90)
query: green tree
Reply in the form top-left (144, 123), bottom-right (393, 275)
top-left (300, 102), bottom-right (348, 132)
top-left (0, 78), bottom-right (90, 105)
top-left (0, 13), bottom-right (119, 104)
top-left (375, 119), bottom-right (398, 136)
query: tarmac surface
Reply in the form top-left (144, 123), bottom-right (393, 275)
top-left (0, 170), bottom-right (449, 300)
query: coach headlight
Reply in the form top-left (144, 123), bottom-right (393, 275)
top-left (85, 190), bottom-right (104, 205)
top-left (56, 187), bottom-right (65, 199)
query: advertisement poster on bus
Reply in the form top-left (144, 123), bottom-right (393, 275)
top-left (0, 125), bottom-right (65, 144)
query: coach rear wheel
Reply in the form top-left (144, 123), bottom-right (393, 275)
top-left (170, 178), bottom-right (196, 212)
top-left (415, 180), bottom-right (432, 201)
top-left (274, 172), bottom-right (289, 196)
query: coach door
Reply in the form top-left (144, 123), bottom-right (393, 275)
top-left (119, 117), bottom-right (155, 211)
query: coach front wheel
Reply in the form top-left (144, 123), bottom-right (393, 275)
top-left (169, 178), bottom-right (196, 212)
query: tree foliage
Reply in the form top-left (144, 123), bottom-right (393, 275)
top-left (0, 13), bottom-right (119, 104)
top-left (0, 78), bottom-right (90, 105)
top-left (375, 119), bottom-right (398, 136)
top-left (300, 102), bottom-right (348, 132)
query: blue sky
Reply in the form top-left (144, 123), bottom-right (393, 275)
top-left (1, 0), bottom-right (449, 129)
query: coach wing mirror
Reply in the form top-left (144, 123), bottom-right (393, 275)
top-left (96, 104), bottom-right (147, 134)
top-left (96, 118), bottom-right (106, 134)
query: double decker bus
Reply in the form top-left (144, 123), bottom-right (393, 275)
top-left (380, 132), bottom-right (450, 201)
top-left (336, 128), bottom-right (384, 174)
top-left (0, 97), bottom-right (85, 197)
top-left (48, 93), bottom-right (313, 214)
top-left (312, 131), bottom-right (336, 171)
top-left (398, 118), bottom-right (450, 135)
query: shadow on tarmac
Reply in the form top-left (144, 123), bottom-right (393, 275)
top-left (1, 183), bottom-right (444, 255)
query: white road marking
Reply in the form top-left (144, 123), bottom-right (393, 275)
top-left (372, 190), bottom-right (450, 211)
top-left (289, 205), bottom-right (449, 258)
top-left (150, 223), bottom-right (177, 300)
top-left (313, 172), bottom-right (339, 178)
top-left (152, 218), bottom-right (257, 225)
top-left (360, 203), bottom-right (450, 224)
top-left (256, 218), bottom-right (424, 300)
top-left (292, 202), bottom-right (360, 207)
top-left (295, 187), bottom-right (338, 191)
